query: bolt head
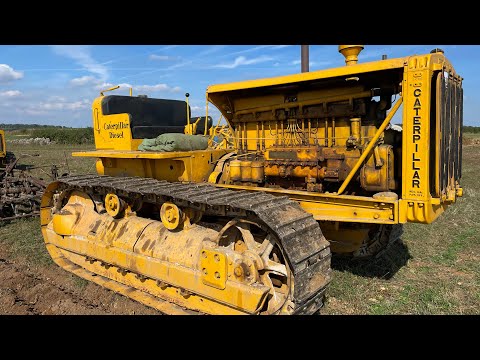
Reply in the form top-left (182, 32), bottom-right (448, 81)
top-left (234, 266), bottom-right (243, 277)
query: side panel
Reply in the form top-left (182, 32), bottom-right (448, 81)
top-left (400, 55), bottom-right (463, 224)
top-left (93, 97), bottom-right (135, 151)
top-left (94, 150), bottom-right (229, 183)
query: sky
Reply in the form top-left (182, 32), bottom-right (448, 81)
top-left (0, 45), bottom-right (478, 127)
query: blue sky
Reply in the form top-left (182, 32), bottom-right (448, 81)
top-left (0, 45), bottom-right (477, 127)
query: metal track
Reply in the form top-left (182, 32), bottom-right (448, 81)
top-left (353, 224), bottom-right (404, 259)
top-left (50, 174), bottom-right (332, 315)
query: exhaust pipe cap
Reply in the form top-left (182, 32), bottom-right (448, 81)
top-left (338, 45), bottom-right (364, 66)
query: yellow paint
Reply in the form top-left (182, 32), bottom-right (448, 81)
top-left (229, 159), bottom-right (241, 181)
top-left (398, 199), bottom-right (447, 224)
top-left (40, 46), bottom-right (465, 315)
top-left (213, 183), bottom-right (397, 224)
top-left (0, 130), bottom-right (5, 160)
top-left (160, 202), bottom-right (182, 230)
top-left (99, 85), bottom-right (120, 96)
top-left (74, 149), bottom-right (229, 183)
top-left (321, 223), bottom-right (370, 253)
top-left (360, 144), bottom-right (396, 192)
top-left (338, 45), bottom-right (364, 66)
top-left (41, 188), bottom-right (270, 314)
top-left (340, 97), bottom-right (400, 194)
top-left (207, 51), bottom-right (462, 225)
top-left (47, 243), bottom-right (246, 315)
top-left (207, 58), bottom-right (406, 101)
top-left (104, 193), bottom-right (124, 218)
top-left (200, 249), bottom-right (227, 290)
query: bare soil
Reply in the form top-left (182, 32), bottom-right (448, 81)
top-left (0, 243), bottom-right (161, 315)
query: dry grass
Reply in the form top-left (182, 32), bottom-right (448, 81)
top-left (5, 142), bottom-right (96, 180)
top-left (0, 142), bottom-right (95, 267)
top-left (325, 144), bottom-right (480, 315)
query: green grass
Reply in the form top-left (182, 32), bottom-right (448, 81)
top-left (29, 127), bottom-right (94, 144)
top-left (0, 218), bottom-right (52, 266)
top-left (324, 144), bottom-right (480, 315)
top-left (3, 126), bottom-right (94, 144)
top-left (6, 143), bottom-right (96, 180)
top-left (432, 228), bottom-right (477, 265)
top-left (1, 141), bottom-right (479, 314)
top-left (70, 275), bottom-right (90, 289)
top-left (0, 142), bottom-right (95, 268)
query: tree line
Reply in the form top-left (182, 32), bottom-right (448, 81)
top-left (463, 126), bottom-right (480, 133)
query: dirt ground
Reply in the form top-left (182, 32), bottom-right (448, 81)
top-left (0, 243), bottom-right (161, 315)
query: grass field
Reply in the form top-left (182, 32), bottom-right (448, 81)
top-left (1, 140), bottom-right (479, 314)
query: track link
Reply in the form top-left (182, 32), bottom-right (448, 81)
top-left (353, 224), bottom-right (404, 259)
top-left (43, 174), bottom-right (332, 314)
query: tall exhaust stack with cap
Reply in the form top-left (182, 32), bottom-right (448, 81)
top-left (301, 45), bottom-right (309, 72)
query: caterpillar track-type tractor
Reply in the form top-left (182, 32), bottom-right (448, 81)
top-left (41, 45), bottom-right (463, 315)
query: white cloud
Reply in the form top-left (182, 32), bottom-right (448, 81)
top-left (0, 64), bottom-right (23, 83)
top-left (289, 60), bottom-right (333, 69)
top-left (224, 46), bottom-right (272, 57)
top-left (135, 84), bottom-right (181, 93)
top-left (220, 45), bottom-right (291, 58)
top-left (37, 98), bottom-right (90, 111)
top-left (94, 82), bottom-right (132, 91)
top-left (48, 95), bottom-right (67, 102)
top-left (70, 75), bottom-right (98, 86)
top-left (167, 61), bottom-right (192, 70)
top-left (290, 60), bottom-right (317, 66)
top-left (149, 54), bottom-right (177, 61)
top-left (23, 109), bottom-right (48, 116)
top-left (51, 45), bottom-right (108, 80)
top-left (0, 90), bottom-right (22, 97)
top-left (21, 98), bottom-right (91, 115)
top-left (213, 55), bottom-right (273, 69)
top-left (93, 82), bottom-right (180, 94)
top-left (196, 45), bottom-right (227, 57)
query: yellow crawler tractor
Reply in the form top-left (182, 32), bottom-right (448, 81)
top-left (40, 45), bottom-right (463, 314)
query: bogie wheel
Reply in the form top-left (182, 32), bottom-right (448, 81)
top-left (160, 202), bottom-right (183, 230)
top-left (216, 218), bottom-right (294, 315)
top-left (104, 193), bottom-right (125, 218)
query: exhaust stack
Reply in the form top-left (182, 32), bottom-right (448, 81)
top-left (301, 45), bottom-right (309, 72)
top-left (338, 45), bottom-right (364, 66)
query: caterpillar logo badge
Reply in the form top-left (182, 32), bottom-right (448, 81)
top-left (412, 88), bottom-right (422, 188)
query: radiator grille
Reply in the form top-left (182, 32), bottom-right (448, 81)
top-left (435, 71), bottom-right (463, 198)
